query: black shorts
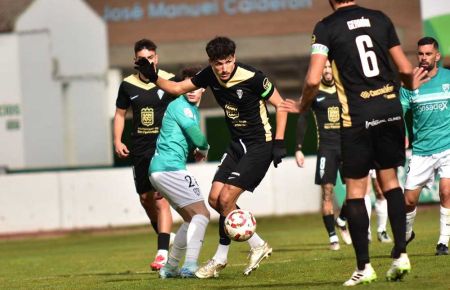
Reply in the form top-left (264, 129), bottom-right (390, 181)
top-left (315, 147), bottom-right (342, 185)
top-left (131, 148), bottom-right (156, 194)
top-left (213, 139), bottom-right (272, 192)
top-left (341, 118), bottom-right (405, 179)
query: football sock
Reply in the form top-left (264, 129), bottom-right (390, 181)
top-left (339, 203), bottom-right (347, 222)
top-left (323, 214), bottom-right (337, 239)
top-left (167, 222), bottom-right (188, 267)
top-left (158, 232), bottom-right (170, 250)
top-left (406, 207), bottom-right (417, 241)
top-left (213, 244), bottom-right (229, 264)
top-left (384, 187), bottom-right (406, 258)
top-left (364, 194), bottom-right (372, 237)
top-left (219, 215), bottom-right (231, 246)
top-left (151, 221), bottom-right (159, 234)
top-left (185, 214), bottom-right (209, 264)
top-left (346, 198), bottom-right (370, 270)
top-left (375, 198), bottom-right (388, 232)
top-left (248, 232), bottom-right (265, 248)
top-left (438, 206), bottom-right (450, 246)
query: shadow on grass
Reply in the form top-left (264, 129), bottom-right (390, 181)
top-left (54, 270), bottom-right (151, 278)
top-left (208, 281), bottom-right (341, 289)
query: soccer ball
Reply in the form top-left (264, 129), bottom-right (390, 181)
top-left (224, 209), bottom-right (256, 242)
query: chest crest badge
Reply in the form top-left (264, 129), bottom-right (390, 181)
top-left (328, 106), bottom-right (340, 123)
top-left (442, 83), bottom-right (450, 94)
top-left (236, 89), bottom-right (243, 99)
top-left (141, 107), bottom-right (154, 127)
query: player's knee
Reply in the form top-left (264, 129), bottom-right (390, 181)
top-left (208, 195), bottom-right (219, 210)
top-left (439, 188), bottom-right (450, 204)
top-left (404, 193), bottom-right (417, 207)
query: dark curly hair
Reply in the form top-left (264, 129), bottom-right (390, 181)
top-left (205, 36), bottom-right (236, 61)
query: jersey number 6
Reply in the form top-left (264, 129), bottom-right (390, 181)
top-left (355, 35), bottom-right (380, 78)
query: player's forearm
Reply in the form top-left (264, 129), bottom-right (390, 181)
top-left (156, 78), bottom-right (183, 96)
top-left (113, 114), bottom-right (125, 145)
top-left (274, 109), bottom-right (288, 140)
top-left (299, 84), bottom-right (319, 113)
top-left (185, 126), bottom-right (209, 150)
top-left (296, 112), bottom-right (308, 149)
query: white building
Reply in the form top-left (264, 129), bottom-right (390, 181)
top-left (0, 0), bottom-right (112, 169)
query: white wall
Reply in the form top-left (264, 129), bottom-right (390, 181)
top-left (0, 157), bottom-right (321, 234)
top-left (0, 35), bottom-right (25, 168)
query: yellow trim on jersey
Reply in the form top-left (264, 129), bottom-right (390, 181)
top-left (214, 66), bottom-right (255, 88)
top-left (259, 100), bottom-right (272, 142)
top-left (312, 111), bottom-right (320, 148)
top-left (319, 82), bottom-right (337, 95)
top-left (123, 70), bottom-right (175, 91)
top-left (331, 61), bottom-right (351, 127)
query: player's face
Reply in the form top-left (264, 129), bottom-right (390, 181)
top-left (210, 55), bottom-right (236, 81)
top-left (134, 49), bottom-right (158, 67)
top-left (185, 87), bottom-right (204, 105)
top-left (322, 60), bottom-right (334, 84)
top-left (417, 44), bottom-right (440, 72)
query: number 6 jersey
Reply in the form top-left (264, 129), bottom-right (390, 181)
top-left (311, 4), bottom-right (402, 128)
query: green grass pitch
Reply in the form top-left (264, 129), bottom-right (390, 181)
top-left (1, 206), bottom-right (449, 289)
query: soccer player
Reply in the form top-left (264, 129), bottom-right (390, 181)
top-left (291, 0), bottom-right (427, 285)
top-left (400, 37), bottom-right (450, 256)
top-left (135, 36), bottom-right (288, 277)
top-left (113, 39), bottom-right (175, 271)
top-left (150, 66), bottom-right (210, 278)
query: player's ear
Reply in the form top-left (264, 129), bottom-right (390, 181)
top-left (436, 52), bottom-right (441, 63)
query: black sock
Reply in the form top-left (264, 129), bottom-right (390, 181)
top-left (339, 203), bottom-right (347, 221)
top-left (157, 232), bottom-right (170, 251)
top-left (384, 187), bottom-right (406, 258)
top-left (219, 215), bottom-right (231, 245)
top-left (346, 198), bottom-right (370, 270)
top-left (151, 221), bottom-right (159, 234)
top-left (323, 214), bottom-right (337, 237)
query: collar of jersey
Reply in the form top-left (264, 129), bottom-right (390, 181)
top-left (124, 70), bottom-right (174, 91)
top-left (336, 4), bottom-right (358, 12)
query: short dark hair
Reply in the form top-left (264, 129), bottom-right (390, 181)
top-left (334, 0), bottom-right (354, 3)
top-left (205, 36), bottom-right (236, 61)
top-left (418, 36), bottom-right (439, 50)
top-left (134, 39), bottom-right (157, 54)
top-left (179, 65), bottom-right (203, 79)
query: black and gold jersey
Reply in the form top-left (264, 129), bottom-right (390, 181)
top-left (116, 70), bottom-right (175, 155)
top-left (311, 5), bottom-right (402, 127)
top-left (191, 62), bottom-right (275, 142)
top-left (297, 83), bottom-right (341, 150)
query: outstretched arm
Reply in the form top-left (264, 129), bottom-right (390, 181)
top-left (299, 54), bottom-right (327, 113)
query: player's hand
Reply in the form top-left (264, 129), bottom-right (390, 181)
top-left (134, 58), bottom-right (158, 82)
top-left (272, 139), bottom-right (287, 168)
top-left (114, 142), bottom-right (130, 158)
top-left (278, 99), bottom-right (300, 113)
top-left (411, 66), bottom-right (430, 90)
top-left (194, 148), bottom-right (208, 162)
top-left (295, 150), bottom-right (305, 167)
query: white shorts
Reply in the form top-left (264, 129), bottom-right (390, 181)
top-left (405, 149), bottom-right (450, 190)
top-left (150, 170), bottom-right (204, 210)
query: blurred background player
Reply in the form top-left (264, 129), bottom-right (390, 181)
top-left (134, 36), bottom-right (288, 277)
top-left (150, 66), bottom-right (210, 278)
top-left (400, 36), bottom-right (450, 256)
top-left (368, 170), bottom-right (392, 243)
top-left (295, 0), bottom-right (428, 285)
top-left (113, 39), bottom-right (175, 271)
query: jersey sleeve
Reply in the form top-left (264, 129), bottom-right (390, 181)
top-left (251, 70), bottom-right (275, 100)
top-left (399, 87), bottom-right (411, 115)
top-left (383, 12), bottom-right (400, 48)
top-left (116, 82), bottom-right (130, 109)
top-left (311, 21), bottom-right (330, 56)
top-left (190, 66), bottom-right (211, 89)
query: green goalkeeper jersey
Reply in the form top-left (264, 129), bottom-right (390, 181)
top-left (150, 96), bottom-right (208, 173)
top-left (400, 67), bottom-right (450, 156)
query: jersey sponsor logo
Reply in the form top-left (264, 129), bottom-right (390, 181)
top-left (311, 43), bottom-right (329, 56)
top-left (417, 101), bottom-right (448, 113)
top-left (360, 85), bottom-right (394, 99)
top-left (130, 94), bottom-right (139, 100)
top-left (316, 96), bottom-right (325, 102)
top-left (141, 107), bottom-right (154, 126)
top-left (365, 116), bottom-right (401, 129)
top-left (225, 103), bottom-right (239, 119)
top-left (157, 89), bottom-right (164, 99)
top-left (327, 106), bottom-right (340, 123)
top-left (443, 83), bottom-right (450, 94)
top-left (237, 89), bottom-right (243, 99)
top-left (184, 108), bottom-right (194, 119)
top-left (347, 17), bottom-right (371, 30)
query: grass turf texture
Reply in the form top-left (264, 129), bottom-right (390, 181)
top-left (1, 206), bottom-right (449, 289)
